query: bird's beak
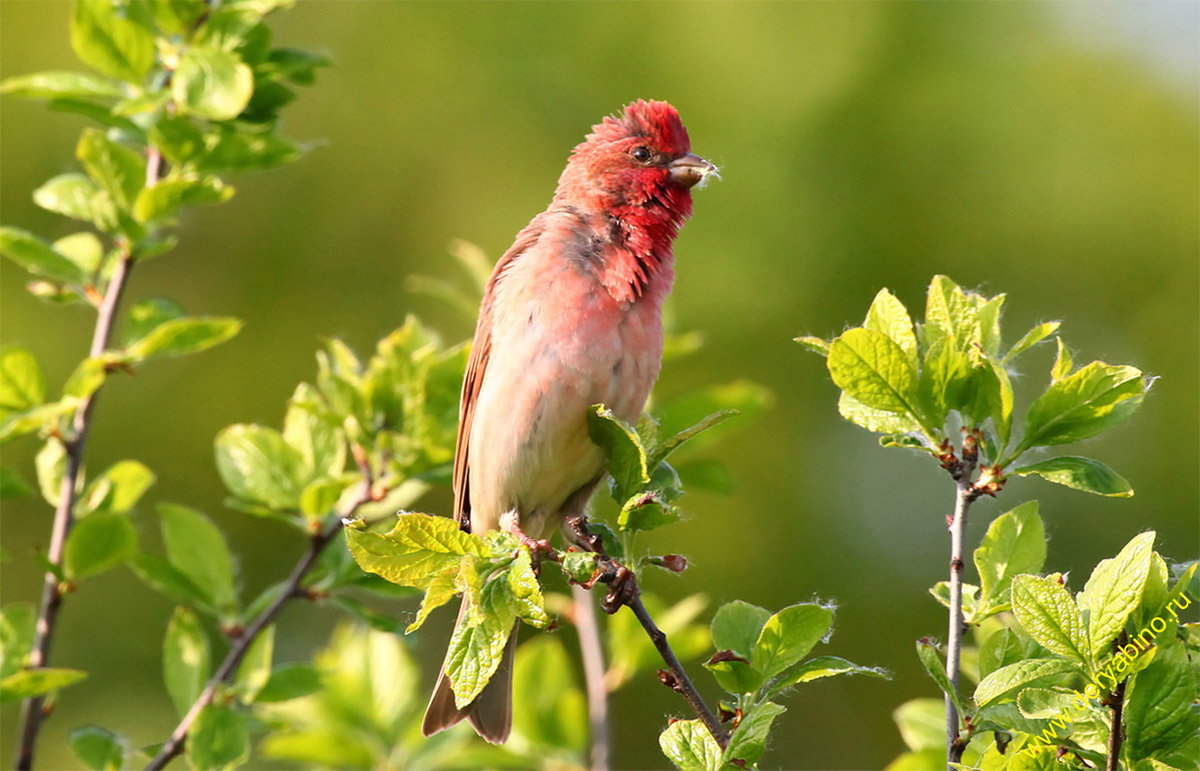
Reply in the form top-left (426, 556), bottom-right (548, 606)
top-left (668, 153), bottom-right (719, 189)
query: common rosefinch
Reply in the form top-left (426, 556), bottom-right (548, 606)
top-left (422, 100), bottom-right (715, 744)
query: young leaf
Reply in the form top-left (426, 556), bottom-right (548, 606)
top-left (1004, 321), bottom-right (1061, 364)
top-left (711, 600), bottom-right (771, 660)
top-left (0, 227), bottom-right (85, 284)
top-left (587, 405), bottom-right (649, 500)
top-left (129, 553), bottom-right (214, 614)
top-left (794, 335), bottom-right (830, 357)
top-left (188, 703), bottom-right (250, 770)
top-left (36, 438), bottom-right (66, 508)
top-left (86, 459), bottom-right (155, 513)
top-left (444, 580), bottom-right (517, 709)
top-left (126, 316), bottom-right (243, 360)
top-left (62, 357), bottom-right (107, 401)
top-left (973, 658), bottom-right (1082, 707)
top-left (215, 424), bottom-right (305, 511)
top-left (723, 700), bottom-right (786, 767)
top-left (659, 718), bottom-right (723, 771)
top-left (1020, 362), bottom-right (1146, 451)
top-left (173, 46), bottom-right (255, 120)
top-left (0, 604), bottom-right (36, 679)
top-left (133, 177), bottom-right (234, 223)
top-left (1011, 456), bottom-right (1133, 498)
top-left (124, 298), bottom-right (186, 346)
top-left (1051, 338), bottom-right (1073, 381)
top-left (1011, 575), bottom-right (1091, 666)
top-left (893, 697), bottom-right (947, 752)
top-left (650, 409), bottom-right (738, 468)
top-left (283, 390), bottom-right (345, 479)
top-left (0, 347), bottom-right (46, 420)
top-left (923, 275), bottom-right (973, 350)
top-left (1077, 531), bottom-right (1155, 658)
top-left (752, 603), bottom-right (833, 681)
top-left (158, 504), bottom-right (239, 614)
top-left (164, 606), bottom-right (210, 717)
top-left (0, 399), bottom-right (81, 444)
top-left (346, 513), bottom-right (484, 590)
top-left (1123, 641), bottom-right (1199, 762)
top-left (63, 512), bottom-right (138, 579)
top-left (33, 174), bottom-right (100, 221)
top-left (827, 328), bottom-right (923, 421)
top-left (838, 392), bottom-right (922, 435)
top-left (974, 502), bottom-right (1046, 611)
top-left (68, 725), bottom-right (124, 771)
top-left (76, 128), bottom-right (145, 210)
top-left (0, 667), bottom-right (88, 703)
top-left (766, 655), bottom-right (887, 699)
top-left (978, 629), bottom-right (1024, 681)
top-left (915, 639), bottom-right (969, 721)
top-left (704, 651), bottom-right (761, 695)
top-left (864, 287), bottom-right (919, 367)
top-left (70, 0), bottom-right (155, 83)
top-left (235, 624), bottom-right (274, 702)
top-left (255, 663), bottom-right (321, 703)
top-left (0, 71), bottom-right (124, 100)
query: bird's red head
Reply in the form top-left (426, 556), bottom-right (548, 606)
top-left (556, 100), bottom-right (716, 219)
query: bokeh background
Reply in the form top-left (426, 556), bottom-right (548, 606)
top-left (2, 2), bottom-right (1197, 769)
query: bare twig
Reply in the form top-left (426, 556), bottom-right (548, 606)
top-left (942, 434), bottom-right (978, 771)
top-left (1104, 654), bottom-right (1128, 770)
top-left (571, 583), bottom-right (610, 771)
top-left (15, 149), bottom-right (163, 770)
top-left (564, 516), bottom-right (729, 752)
top-left (145, 452), bottom-right (374, 770)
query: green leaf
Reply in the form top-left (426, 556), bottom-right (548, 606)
top-left (0, 604), bottom-right (36, 679)
top-left (1051, 338), bottom-right (1074, 381)
top-left (173, 46), bottom-right (255, 120)
top-left (864, 288), bottom-right (919, 367)
top-left (827, 327), bottom-right (923, 421)
top-left (512, 635), bottom-right (587, 753)
top-left (63, 512), bottom-right (138, 579)
top-left (975, 502), bottom-right (1047, 611)
top-left (70, 0), bottom-right (156, 82)
top-left (346, 513), bottom-right (484, 590)
top-left (33, 174), bottom-right (101, 221)
top-left (0, 667), bottom-right (88, 703)
top-left (188, 704), bottom-right (249, 770)
top-left (214, 424), bottom-right (305, 510)
top-left (506, 548), bottom-right (549, 628)
top-left (724, 700), bottom-right (786, 766)
top-left (0, 399), bottom-right (81, 445)
top-left (587, 404), bottom-right (650, 500)
top-left (0, 227), bottom-right (85, 284)
top-left (443, 579), bottom-right (517, 709)
top-left (659, 718), bottom-right (724, 771)
top-left (125, 298), bottom-right (185, 346)
top-left (978, 629), bottom-right (1025, 681)
top-left (839, 391), bottom-right (923, 435)
top-left (922, 275), bottom-right (975, 351)
top-left (1011, 575), bottom-right (1091, 666)
top-left (54, 233), bottom-right (104, 276)
top-left (235, 624), bottom-right (273, 702)
top-left (1077, 531), bottom-right (1156, 658)
top-left (151, 0), bottom-right (208, 34)
top-left (76, 128), bottom-right (145, 210)
top-left (561, 551), bottom-right (598, 584)
top-left (1123, 641), bottom-right (1199, 762)
top-left (655, 380), bottom-right (773, 449)
top-left (1020, 362), bottom-right (1146, 452)
top-left (129, 553), bottom-right (214, 613)
top-left (752, 603), bottom-right (833, 681)
top-left (766, 655), bottom-right (887, 699)
top-left (255, 662), bottom-right (320, 702)
top-left (795, 335), bottom-right (830, 356)
top-left (916, 639), bottom-right (969, 721)
top-left (917, 336), bottom-right (974, 430)
top-left (35, 438), bottom-right (66, 508)
top-left (650, 409), bottom-right (739, 469)
top-left (164, 606), bottom-right (210, 717)
top-left (893, 697), bottom-right (946, 752)
top-left (283, 390), bottom-right (345, 479)
top-left (133, 176), bottom-right (234, 223)
top-left (78, 459), bottom-right (155, 516)
top-left (1005, 321), bottom-right (1061, 364)
top-left (0, 70), bottom-right (124, 100)
top-left (704, 653), bottom-right (761, 696)
top-left (62, 357), bottom-right (107, 401)
top-left (0, 467), bottom-right (33, 499)
top-left (1012, 456), bottom-right (1133, 497)
top-left (263, 48), bottom-right (331, 86)
top-left (973, 658), bottom-right (1082, 707)
top-left (126, 316), bottom-right (242, 360)
top-left (159, 504), bottom-right (238, 614)
top-left (0, 347), bottom-right (46, 419)
top-left (711, 600), bottom-right (771, 660)
top-left (68, 725), bottom-right (124, 771)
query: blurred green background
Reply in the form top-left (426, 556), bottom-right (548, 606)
top-left (2, 2), bottom-right (1197, 769)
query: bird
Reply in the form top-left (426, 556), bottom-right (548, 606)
top-left (421, 99), bottom-right (716, 744)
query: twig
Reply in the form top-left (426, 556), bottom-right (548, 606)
top-left (564, 516), bottom-right (729, 752)
top-left (14, 149), bottom-right (162, 770)
top-left (571, 583), bottom-right (610, 771)
top-left (942, 434), bottom-right (978, 771)
top-left (145, 453), bottom-right (374, 770)
top-left (1104, 664), bottom-right (1127, 770)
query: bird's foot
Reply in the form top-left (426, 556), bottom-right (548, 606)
top-left (601, 565), bottom-right (639, 614)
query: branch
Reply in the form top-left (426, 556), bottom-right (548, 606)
top-left (1104, 661), bottom-right (1128, 770)
top-left (15, 148), bottom-right (162, 771)
top-left (571, 584), bottom-right (610, 771)
top-left (941, 433), bottom-right (978, 771)
top-left (145, 452), bottom-right (374, 770)
top-left (563, 516), bottom-right (729, 752)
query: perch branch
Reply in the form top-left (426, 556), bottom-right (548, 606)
top-left (1104, 659), bottom-right (1128, 770)
top-left (940, 433), bottom-right (979, 771)
top-left (15, 149), bottom-right (162, 771)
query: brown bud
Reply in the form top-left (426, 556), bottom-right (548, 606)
top-left (657, 669), bottom-right (680, 691)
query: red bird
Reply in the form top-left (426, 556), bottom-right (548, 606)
top-left (422, 100), bottom-right (716, 743)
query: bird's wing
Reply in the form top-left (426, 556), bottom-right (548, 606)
top-left (453, 218), bottom-right (548, 531)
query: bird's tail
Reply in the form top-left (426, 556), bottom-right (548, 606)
top-left (421, 597), bottom-right (519, 744)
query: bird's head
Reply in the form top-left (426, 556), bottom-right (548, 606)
top-left (556, 100), bottom-right (717, 218)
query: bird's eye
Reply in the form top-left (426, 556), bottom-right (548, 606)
top-left (631, 146), bottom-right (652, 163)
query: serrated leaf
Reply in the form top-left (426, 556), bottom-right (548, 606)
top-left (444, 579), bottom-right (516, 709)
top-left (1078, 531), bottom-right (1156, 658)
top-left (659, 718), bottom-right (724, 771)
top-left (1015, 687), bottom-right (1081, 720)
top-left (724, 700), bottom-right (786, 766)
top-left (0, 667), bottom-right (88, 703)
top-left (838, 391), bottom-right (922, 434)
top-left (173, 45), bottom-right (254, 120)
top-left (1005, 322), bottom-right (1061, 364)
top-left (1011, 575), bottom-right (1090, 665)
top-left (923, 275), bottom-right (974, 351)
top-left (33, 174), bottom-right (100, 221)
top-left (127, 316), bottom-right (242, 360)
top-left (0, 227), bottom-right (85, 284)
top-left (506, 548), bottom-right (549, 628)
top-left (752, 603), bottom-right (833, 681)
top-left (828, 327), bottom-right (923, 420)
top-left (975, 502), bottom-right (1046, 611)
top-left (70, 0), bottom-right (156, 82)
top-left (973, 658), bottom-right (1082, 707)
top-left (164, 606), bottom-right (209, 717)
top-left (587, 405), bottom-right (649, 501)
top-left (865, 288), bottom-right (919, 367)
top-left (215, 424), bottom-right (305, 510)
top-left (1012, 456), bottom-right (1133, 498)
top-left (159, 504), bottom-right (238, 614)
top-left (63, 512), bottom-right (138, 579)
top-left (68, 725), bottom-right (124, 771)
top-left (346, 513), bottom-right (485, 590)
top-left (188, 703), bottom-right (249, 770)
top-left (1020, 362), bottom-right (1146, 452)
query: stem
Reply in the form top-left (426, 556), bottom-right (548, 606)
top-left (945, 475), bottom-right (975, 770)
top-left (571, 584), bottom-right (610, 771)
top-left (15, 149), bottom-right (162, 770)
top-left (1105, 678), bottom-right (1127, 771)
top-left (145, 462), bottom-right (373, 770)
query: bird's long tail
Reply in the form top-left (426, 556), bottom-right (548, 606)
top-left (421, 597), bottom-right (519, 744)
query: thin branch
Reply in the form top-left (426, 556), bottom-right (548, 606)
top-left (564, 516), bottom-right (729, 752)
top-left (1105, 665), bottom-right (1127, 770)
top-left (571, 583), bottom-right (610, 771)
top-left (15, 149), bottom-right (162, 771)
top-left (942, 433), bottom-right (978, 771)
top-left (145, 454), bottom-right (374, 770)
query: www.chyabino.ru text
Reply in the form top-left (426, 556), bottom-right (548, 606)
top-left (1023, 592), bottom-right (1192, 756)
